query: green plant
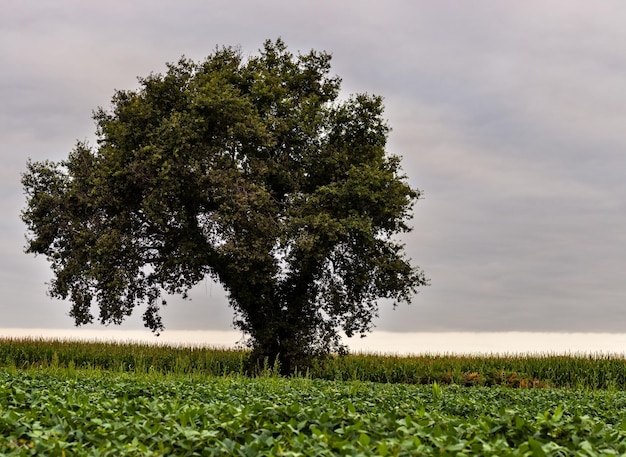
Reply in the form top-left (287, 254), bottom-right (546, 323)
top-left (2, 368), bottom-right (626, 455)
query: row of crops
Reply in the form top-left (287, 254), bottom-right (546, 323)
top-left (1, 337), bottom-right (626, 388)
top-left (2, 368), bottom-right (626, 456)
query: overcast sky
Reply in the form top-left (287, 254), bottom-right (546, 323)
top-left (3, 1), bottom-right (626, 337)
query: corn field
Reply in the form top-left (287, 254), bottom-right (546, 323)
top-left (1, 337), bottom-right (625, 389)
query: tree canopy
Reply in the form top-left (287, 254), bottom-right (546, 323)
top-left (22, 39), bottom-right (428, 372)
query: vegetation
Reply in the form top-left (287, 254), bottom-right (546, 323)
top-left (21, 39), bottom-right (427, 372)
top-left (2, 338), bottom-right (626, 389)
top-left (3, 367), bottom-right (626, 455)
top-left (2, 339), bottom-right (626, 454)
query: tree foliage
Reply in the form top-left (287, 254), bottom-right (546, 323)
top-left (22, 39), bottom-right (427, 371)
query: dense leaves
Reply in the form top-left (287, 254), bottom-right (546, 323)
top-left (2, 369), bottom-right (626, 456)
top-left (21, 39), bottom-right (426, 371)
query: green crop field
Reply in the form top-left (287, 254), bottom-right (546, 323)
top-left (3, 337), bottom-right (626, 389)
top-left (1, 338), bottom-right (626, 455)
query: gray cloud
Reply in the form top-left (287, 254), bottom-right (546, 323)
top-left (3, 1), bottom-right (626, 335)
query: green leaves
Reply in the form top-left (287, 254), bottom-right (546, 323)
top-left (3, 369), bottom-right (626, 456)
top-left (21, 39), bottom-right (427, 372)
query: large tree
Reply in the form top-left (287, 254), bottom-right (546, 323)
top-left (22, 39), bottom-right (427, 372)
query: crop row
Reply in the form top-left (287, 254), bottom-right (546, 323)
top-left (2, 369), bottom-right (626, 456)
top-left (1, 337), bottom-right (626, 389)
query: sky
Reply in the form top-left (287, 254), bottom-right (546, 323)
top-left (3, 1), bottom-right (626, 340)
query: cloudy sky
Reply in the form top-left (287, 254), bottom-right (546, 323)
top-left (3, 1), bottom-right (626, 338)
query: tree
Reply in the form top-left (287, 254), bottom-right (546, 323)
top-left (21, 39), bottom-right (428, 373)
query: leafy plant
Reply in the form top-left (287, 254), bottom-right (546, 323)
top-left (2, 369), bottom-right (626, 455)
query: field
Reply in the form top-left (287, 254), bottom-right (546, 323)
top-left (2, 339), bottom-right (626, 455)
